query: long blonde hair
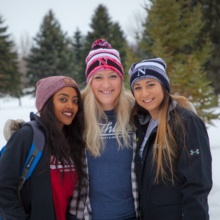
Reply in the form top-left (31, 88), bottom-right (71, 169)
top-left (81, 79), bottom-right (134, 157)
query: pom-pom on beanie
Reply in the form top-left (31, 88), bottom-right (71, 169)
top-left (85, 39), bottom-right (124, 83)
top-left (128, 58), bottom-right (170, 93)
top-left (35, 76), bottom-right (79, 112)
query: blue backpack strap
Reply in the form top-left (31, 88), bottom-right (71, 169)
top-left (0, 146), bottom-right (5, 157)
top-left (18, 121), bottom-right (45, 191)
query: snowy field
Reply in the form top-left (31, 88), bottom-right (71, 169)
top-left (0, 95), bottom-right (220, 219)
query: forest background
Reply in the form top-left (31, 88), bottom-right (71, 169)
top-left (0, 0), bottom-right (220, 125)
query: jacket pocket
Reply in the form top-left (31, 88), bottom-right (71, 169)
top-left (151, 186), bottom-right (182, 206)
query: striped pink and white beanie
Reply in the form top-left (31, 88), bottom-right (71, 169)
top-left (85, 39), bottom-right (124, 83)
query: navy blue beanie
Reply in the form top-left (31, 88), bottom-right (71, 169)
top-left (128, 58), bottom-right (170, 93)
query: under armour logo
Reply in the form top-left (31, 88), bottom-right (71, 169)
top-left (189, 149), bottom-right (200, 155)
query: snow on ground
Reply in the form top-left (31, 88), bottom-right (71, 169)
top-left (0, 95), bottom-right (220, 219)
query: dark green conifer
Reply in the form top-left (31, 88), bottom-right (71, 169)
top-left (27, 10), bottom-right (75, 92)
top-left (78, 4), bottom-right (127, 85)
top-left (71, 28), bottom-right (86, 88)
top-left (140, 0), bottom-right (219, 124)
top-left (0, 15), bottom-right (21, 98)
top-left (194, 0), bottom-right (220, 94)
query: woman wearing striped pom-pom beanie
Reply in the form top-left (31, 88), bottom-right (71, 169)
top-left (81, 39), bottom-right (139, 219)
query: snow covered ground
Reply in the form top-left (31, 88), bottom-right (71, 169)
top-left (0, 95), bottom-right (220, 219)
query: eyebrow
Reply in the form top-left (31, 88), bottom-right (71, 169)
top-left (146, 79), bottom-right (156, 83)
top-left (94, 71), bottom-right (116, 76)
top-left (58, 93), bottom-right (78, 98)
top-left (134, 79), bottom-right (156, 85)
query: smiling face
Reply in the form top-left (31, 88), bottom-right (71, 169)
top-left (91, 70), bottom-right (122, 110)
top-left (52, 87), bottom-right (79, 128)
top-left (133, 78), bottom-right (164, 119)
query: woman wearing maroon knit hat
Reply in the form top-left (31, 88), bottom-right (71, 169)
top-left (0, 76), bottom-right (87, 220)
top-left (81, 39), bottom-right (139, 219)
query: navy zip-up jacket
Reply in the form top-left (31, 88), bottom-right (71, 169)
top-left (0, 113), bottom-right (57, 220)
top-left (135, 103), bottom-right (212, 220)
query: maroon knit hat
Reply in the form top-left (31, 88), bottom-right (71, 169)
top-left (85, 39), bottom-right (124, 83)
top-left (35, 76), bottom-right (79, 111)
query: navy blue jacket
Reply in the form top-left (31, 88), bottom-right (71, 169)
top-left (135, 104), bottom-right (212, 220)
top-left (0, 113), bottom-right (57, 220)
top-left (0, 113), bottom-right (82, 220)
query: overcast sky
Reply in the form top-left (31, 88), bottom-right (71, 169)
top-left (1, 0), bottom-right (147, 45)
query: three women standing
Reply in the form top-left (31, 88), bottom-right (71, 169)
top-left (0, 41), bottom-right (212, 220)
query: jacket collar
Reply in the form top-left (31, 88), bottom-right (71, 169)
top-left (137, 100), bottom-right (177, 125)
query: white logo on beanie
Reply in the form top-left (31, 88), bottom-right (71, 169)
top-left (85, 39), bottom-right (124, 83)
top-left (137, 68), bottom-right (146, 76)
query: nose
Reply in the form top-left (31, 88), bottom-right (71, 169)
top-left (102, 78), bottom-right (110, 88)
top-left (142, 88), bottom-right (149, 97)
top-left (66, 100), bottom-right (74, 109)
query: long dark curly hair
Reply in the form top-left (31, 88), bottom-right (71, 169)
top-left (40, 86), bottom-right (87, 189)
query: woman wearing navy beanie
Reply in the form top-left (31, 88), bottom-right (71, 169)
top-left (128, 58), bottom-right (212, 220)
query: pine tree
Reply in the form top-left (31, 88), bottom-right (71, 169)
top-left (86, 4), bottom-right (113, 42)
top-left (27, 10), bottom-right (75, 92)
top-left (124, 44), bottom-right (142, 88)
top-left (78, 4), bottom-right (127, 84)
top-left (109, 22), bottom-right (127, 69)
top-left (71, 28), bottom-right (86, 88)
top-left (194, 0), bottom-right (220, 94)
top-left (140, 0), bottom-right (219, 124)
top-left (0, 15), bottom-right (21, 98)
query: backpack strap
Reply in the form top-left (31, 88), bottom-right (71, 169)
top-left (18, 121), bottom-right (45, 191)
top-left (0, 146), bottom-right (5, 157)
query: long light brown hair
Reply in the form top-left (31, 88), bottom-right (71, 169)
top-left (132, 87), bottom-right (195, 183)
